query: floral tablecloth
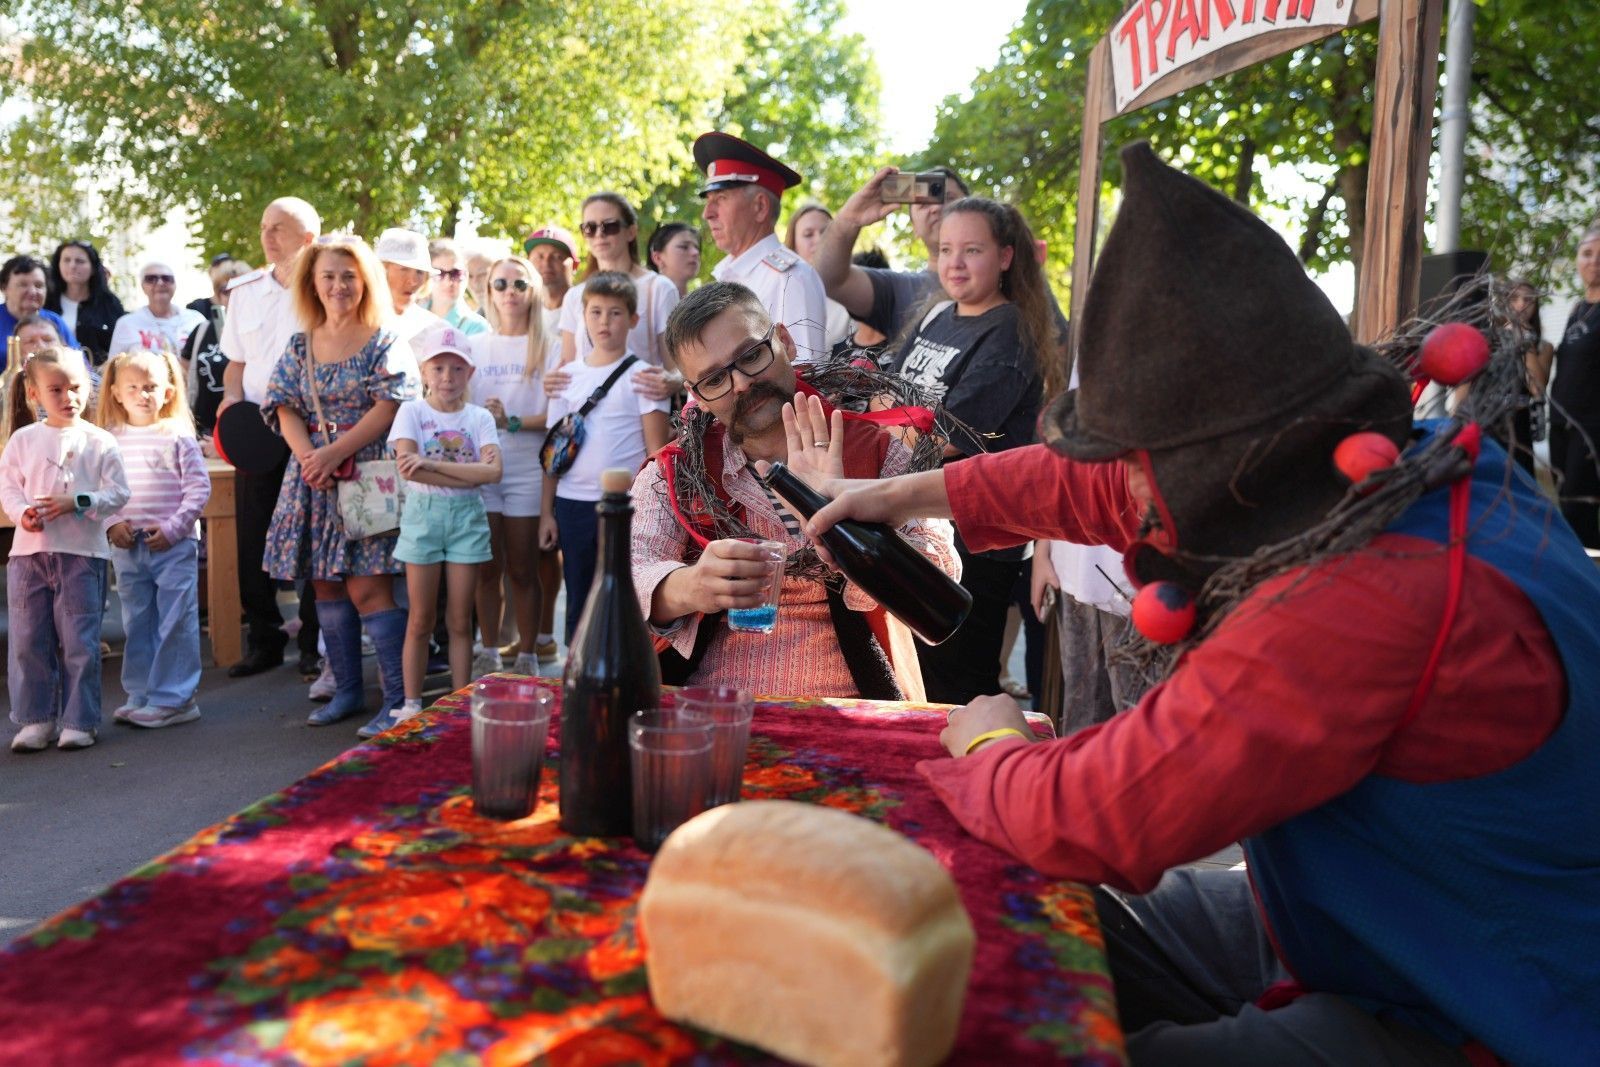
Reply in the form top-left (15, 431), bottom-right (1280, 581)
top-left (0, 683), bottom-right (1125, 1066)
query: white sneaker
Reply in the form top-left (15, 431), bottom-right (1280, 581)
top-left (394, 699), bottom-right (425, 722)
top-left (11, 723), bottom-right (59, 752)
top-left (472, 648), bottom-right (503, 678)
top-left (127, 703), bottom-right (201, 729)
top-left (308, 660), bottom-right (337, 702)
top-left (113, 701), bottom-right (146, 724)
top-left (512, 652), bottom-right (540, 676)
top-left (58, 728), bottom-right (96, 750)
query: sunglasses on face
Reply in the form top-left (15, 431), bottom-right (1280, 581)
top-left (143, 274), bottom-right (175, 284)
top-left (435, 268), bottom-right (464, 281)
top-left (579, 218), bottom-right (626, 238)
top-left (491, 278), bottom-right (531, 292)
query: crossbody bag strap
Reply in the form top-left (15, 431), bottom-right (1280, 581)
top-left (576, 354), bottom-right (639, 418)
top-left (302, 335), bottom-right (335, 441)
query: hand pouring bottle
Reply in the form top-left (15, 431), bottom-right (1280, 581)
top-left (760, 462), bottom-right (972, 644)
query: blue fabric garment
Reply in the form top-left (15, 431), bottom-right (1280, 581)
top-left (112, 538), bottom-right (201, 708)
top-left (7, 552), bottom-right (107, 731)
top-left (1244, 424), bottom-right (1600, 1066)
top-left (554, 494), bottom-right (599, 644)
top-left (0, 306), bottom-right (80, 358)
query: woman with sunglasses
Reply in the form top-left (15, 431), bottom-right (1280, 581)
top-left (557, 192), bottom-right (681, 376)
top-left (46, 241), bottom-right (125, 366)
top-left (108, 262), bottom-right (206, 359)
top-left (469, 256), bottom-right (560, 677)
top-left (427, 238), bottom-right (490, 337)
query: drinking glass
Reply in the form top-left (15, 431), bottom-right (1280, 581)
top-left (675, 686), bottom-right (755, 807)
top-left (471, 678), bottom-right (554, 820)
top-left (629, 708), bottom-right (714, 850)
top-left (727, 539), bottom-right (785, 634)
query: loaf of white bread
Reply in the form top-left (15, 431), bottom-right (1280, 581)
top-left (638, 800), bottom-right (975, 1067)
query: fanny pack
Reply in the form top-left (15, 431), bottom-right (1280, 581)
top-left (540, 354), bottom-right (638, 476)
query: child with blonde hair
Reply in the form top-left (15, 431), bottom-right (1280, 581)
top-left (96, 349), bottom-right (211, 728)
top-left (0, 347), bottom-right (130, 751)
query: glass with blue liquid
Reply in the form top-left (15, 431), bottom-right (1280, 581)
top-left (727, 539), bottom-right (785, 634)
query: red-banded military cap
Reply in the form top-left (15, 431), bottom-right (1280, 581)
top-left (694, 131), bottom-right (802, 198)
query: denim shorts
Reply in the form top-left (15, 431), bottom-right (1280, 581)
top-left (393, 492), bottom-right (492, 565)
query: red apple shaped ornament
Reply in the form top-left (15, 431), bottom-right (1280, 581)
top-left (1333, 432), bottom-right (1401, 487)
top-left (1417, 323), bottom-right (1490, 385)
top-left (1132, 581), bottom-right (1196, 645)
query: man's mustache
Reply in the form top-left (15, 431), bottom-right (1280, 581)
top-left (732, 381), bottom-right (791, 421)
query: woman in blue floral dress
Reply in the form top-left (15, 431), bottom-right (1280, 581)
top-left (262, 236), bottom-right (419, 737)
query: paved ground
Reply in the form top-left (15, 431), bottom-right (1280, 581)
top-left (0, 583), bottom-right (1237, 946)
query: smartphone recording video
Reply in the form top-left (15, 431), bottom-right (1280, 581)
top-left (880, 172), bottom-right (947, 205)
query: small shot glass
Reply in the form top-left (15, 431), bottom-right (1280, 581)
top-left (727, 539), bottom-right (785, 634)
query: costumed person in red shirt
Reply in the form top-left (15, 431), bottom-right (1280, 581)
top-left (805, 142), bottom-right (1600, 1065)
top-left (630, 281), bottom-right (960, 701)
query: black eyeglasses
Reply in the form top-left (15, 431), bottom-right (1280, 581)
top-left (579, 218), bottom-right (626, 238)
top-left (143, 274), bottom-right (175, 284)
top-left (435, 268), bottom-right (464, 281)
top-left (491, 278), bottom-right (531, 292)
top-left (687, 326), bottom-right (777, 401)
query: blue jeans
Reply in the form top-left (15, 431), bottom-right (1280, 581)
top-left (112, 537), bottom-right (201, 708)
top-left (553, 495), bottom-right (599, 644)
top-left (7, 552), bottom-right (108, 731)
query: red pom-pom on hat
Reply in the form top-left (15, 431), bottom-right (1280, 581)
top-left (1132, 581), bottom-right (1196, 645)
top-left (1417, 323), bottom-right (1490, 385)
top-left (1333, 432), bottom-right (1400, 488)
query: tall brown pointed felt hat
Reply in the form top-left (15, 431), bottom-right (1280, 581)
top-left (1041, 142), bottom-right (1410, 580)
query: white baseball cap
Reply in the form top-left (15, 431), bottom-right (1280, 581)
top-left (373, 227), bottom-right (432, 272)
top-left (411, 322), bottom-right (475, 366)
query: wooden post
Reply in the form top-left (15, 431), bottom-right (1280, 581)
top-left (1354, 0), bottom-right (1445, 342)
top-left (1068, 38), bottom-right (1112, 364)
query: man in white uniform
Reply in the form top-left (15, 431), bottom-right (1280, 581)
top-left (217, 196), bottom-right (321, 678)
top-left (696, 132), bottom-right (828, 364)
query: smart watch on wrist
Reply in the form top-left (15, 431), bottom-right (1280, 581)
top-left (74, 492), bottom-right (92, 513)
top-left (506, 415), bottom-right (522, 434)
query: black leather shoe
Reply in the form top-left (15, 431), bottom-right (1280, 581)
top-left (228, 647), bottom-right (285, 678)
top-left (297, 651), bottom-right (323, 679)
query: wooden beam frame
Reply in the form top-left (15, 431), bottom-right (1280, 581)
top-left (1069, 0), bottom-right (1440, 350)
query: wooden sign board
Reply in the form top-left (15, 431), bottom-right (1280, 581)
top-left (1069, 0), bottom-right (1440, 351)
top-left (1111, 0), bottom-right (1357, 115)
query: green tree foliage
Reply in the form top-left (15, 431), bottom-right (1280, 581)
top-left (925, 0), bottom-right (1600, 300)
top-left (2, 0), bottom-right (877, 264)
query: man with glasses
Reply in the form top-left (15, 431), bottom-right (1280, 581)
top-left (108, 262), bottom-right (206, 357)
top-left (695, 132), bottom-right (829, 364)
top-left (218, 196), bottom-right (322, 678)
top-left (629, 281), bottom-right (957, 700)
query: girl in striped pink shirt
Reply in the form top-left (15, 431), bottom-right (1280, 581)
top-left (97, 350), bottom-right (211, 728)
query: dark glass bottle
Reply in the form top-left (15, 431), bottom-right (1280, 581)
top-left (760, 462), bottom-right (972, 645)
top-left (559, 469), bottom-right (661, 836)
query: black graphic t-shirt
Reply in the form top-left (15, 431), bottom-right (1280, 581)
top-left (186, 311), bottom-right (229, 435)
top-left (892, 301), bottom-right (1044, 563)
top-left (891, 301), bottom-right (1042, 457)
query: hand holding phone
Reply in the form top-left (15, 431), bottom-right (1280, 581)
top-left (880, 171), bottom-right (948, 205)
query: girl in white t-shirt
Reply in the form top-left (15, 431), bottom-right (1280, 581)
top-left (0, 347), bottom-right (130, 752)
top-left (540, 273), bottom-right (670, 641)
top-left (469, 256), bottom-right (559, 676)
top-left (557, 192), bottom-right (681, 372)
top-left (389, 325), bottom-right (502, 722)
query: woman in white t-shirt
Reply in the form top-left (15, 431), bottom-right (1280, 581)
top-left (469, 255), bottom-right (560, 676)
top-left (108, 262), bottom-right (206, 359)
top-left (557, 192), bottom-right (680, 374)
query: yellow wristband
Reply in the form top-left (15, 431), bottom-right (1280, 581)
top-left (963, 727), bottom-right (1028, 756)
